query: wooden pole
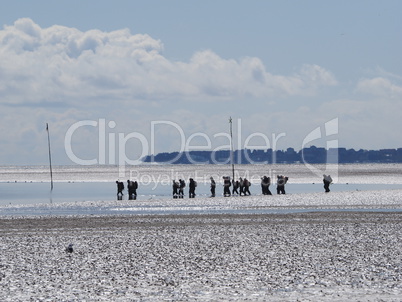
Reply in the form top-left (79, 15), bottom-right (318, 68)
top-left (229, 117), bottom-right (235, 181)
top-left (46, 123), bottom-right (54, 191)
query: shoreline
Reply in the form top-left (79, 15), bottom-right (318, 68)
top-left (1, 210), bottom-right (402, 227)
top-left (2, 187), bottom-right (402, 217)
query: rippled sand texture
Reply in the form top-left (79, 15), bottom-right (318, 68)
top-left (1, 212), bottom-right (401, 301)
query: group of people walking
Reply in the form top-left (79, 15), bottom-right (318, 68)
top-left (117, 174), bottom-right (332, 200)
top-left (171, 175), bottom-right (289, 199)
top-left (172, 178), bottom-right (197, 198)
top-left (116, 180), bottom-right (138, 200)
top-left (221, 176), bottom-right (252, 197)
top-left (214, 175), bottom-right (289, 197)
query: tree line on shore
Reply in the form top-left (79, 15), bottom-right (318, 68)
top-left (142, 146), bottom-right (402, 164)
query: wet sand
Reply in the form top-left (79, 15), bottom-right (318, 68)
top-left (1, 212), bottom-right (401, 301)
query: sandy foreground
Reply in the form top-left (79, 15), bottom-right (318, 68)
top-left (0, 212), bottom-right (401, 301)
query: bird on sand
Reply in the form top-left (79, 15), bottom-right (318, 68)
top-left (66, 244), bottom-right (74, 253)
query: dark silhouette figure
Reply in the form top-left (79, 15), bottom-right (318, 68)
top-left (223, 176), bottom-right (231, 197)
top-left (243, 178), bottom-right (251, 195)
top-left (179, 179), bottom-right (186, 198)
top-left (210, 177), bottom-right (216, 197)
top-left (323, 174), bottom-right (332, 193)
top-left (189, 178), bottom-right (196, 198)
top-left (66, 243), bottom-right (74, 253)
top-left (127, 180), bottom-right (138, 200)
top-left (239, 178), bottom-right (244, 196)
top-left (232, 180), bottom-right (240, 195)
top-left (116, 180), bottom-right (124, 200)
top-left (133, 181), bottom-right (138, 197)
top-left (172, 180), bottom-right (179, 198)
top-left (261, 176), bottom-right (272, 195)
top-left (276, 175), bottom-right (288, 195)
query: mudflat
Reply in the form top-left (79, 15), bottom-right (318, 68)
top-left (1, 212), bottom-right (401, 301)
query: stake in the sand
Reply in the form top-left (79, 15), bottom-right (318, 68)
top-left (229, 117), bottom-right (235, 181)
top-left (46, 123), bottom-right (54, 191)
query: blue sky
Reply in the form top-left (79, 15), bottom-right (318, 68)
top-left (0, 0), bottom-right (401, 165)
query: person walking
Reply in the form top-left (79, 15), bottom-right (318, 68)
top-left (239, 177), bottom-right (244, 196)
top-left (323, 174), bottom-right (332, 193)
top-left (261, 176), bottom-right (272, 195)
top-left (172, 180), bottom-right (179, 198)
top-left (179, 179), bottom-right (186, 198)
top-left (243, 178), bottom-right (251, 195)
top-left (189, 178), bottom-right (197, 198)
top-left (223, 176), bottom-right (231, 197)
top-left (276, 175), bottom-right (288, 195)
top-left (232, 179), bottom-right (240, 195)
top-left (116, 180), bottom-right (124, 199)
top-left (127, 180), bottom-right (138, 200)
top-left (210, 177), bottom-right (216, 197)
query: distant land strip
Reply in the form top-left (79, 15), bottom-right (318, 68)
top-left (142, 146), bottom-right (402, 164)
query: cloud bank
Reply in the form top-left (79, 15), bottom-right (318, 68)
top-left (0, 18), bottom-right (401, 165)
top-left (0, 18), bottom-right (338, 108)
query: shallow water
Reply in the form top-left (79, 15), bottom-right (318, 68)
top-left (2, 181), bottom-right (402, 206)
top-left (1, 164), bottom-right (402, 216)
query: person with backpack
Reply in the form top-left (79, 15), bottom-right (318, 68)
top-left (189, 178), bottom-right (197, 198)
top-left (127, 180), bottom-right (134, 200)
top-left (239, 177), bottom-right (244, 196)
top-left (223, 176), bottom-right (231, 197)
top-left (276, 175), bottom-right (288, 195)
top-left (179, 179), bottom-right (186, 198)
top-left (172, 180), bottom-right (179, 198)
top-left (232, 179), bottom-right (240, 195)
top-left (243, 178), bottom-right (251, 195)
top-left (116, 180), bottom-right (124, 199)
top-left (323, 174), bottom-right (332, 193)
top-left (261, 176), bottom-right (272, 195)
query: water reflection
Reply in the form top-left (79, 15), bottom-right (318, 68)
top-left (2, 181), bottom-right (402, 206)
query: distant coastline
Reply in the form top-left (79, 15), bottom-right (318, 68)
top-left (142, 146), bottom-right (402, 164)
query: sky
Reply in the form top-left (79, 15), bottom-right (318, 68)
top-left (0, 0), bottom-right (401, 165)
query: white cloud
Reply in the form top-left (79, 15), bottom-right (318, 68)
top-left (356, 77), bottom-right (402, 99)
top-left (1, 18), bottom-right (400, 165)
top-left (0, 18), bottom-right (337, 108)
